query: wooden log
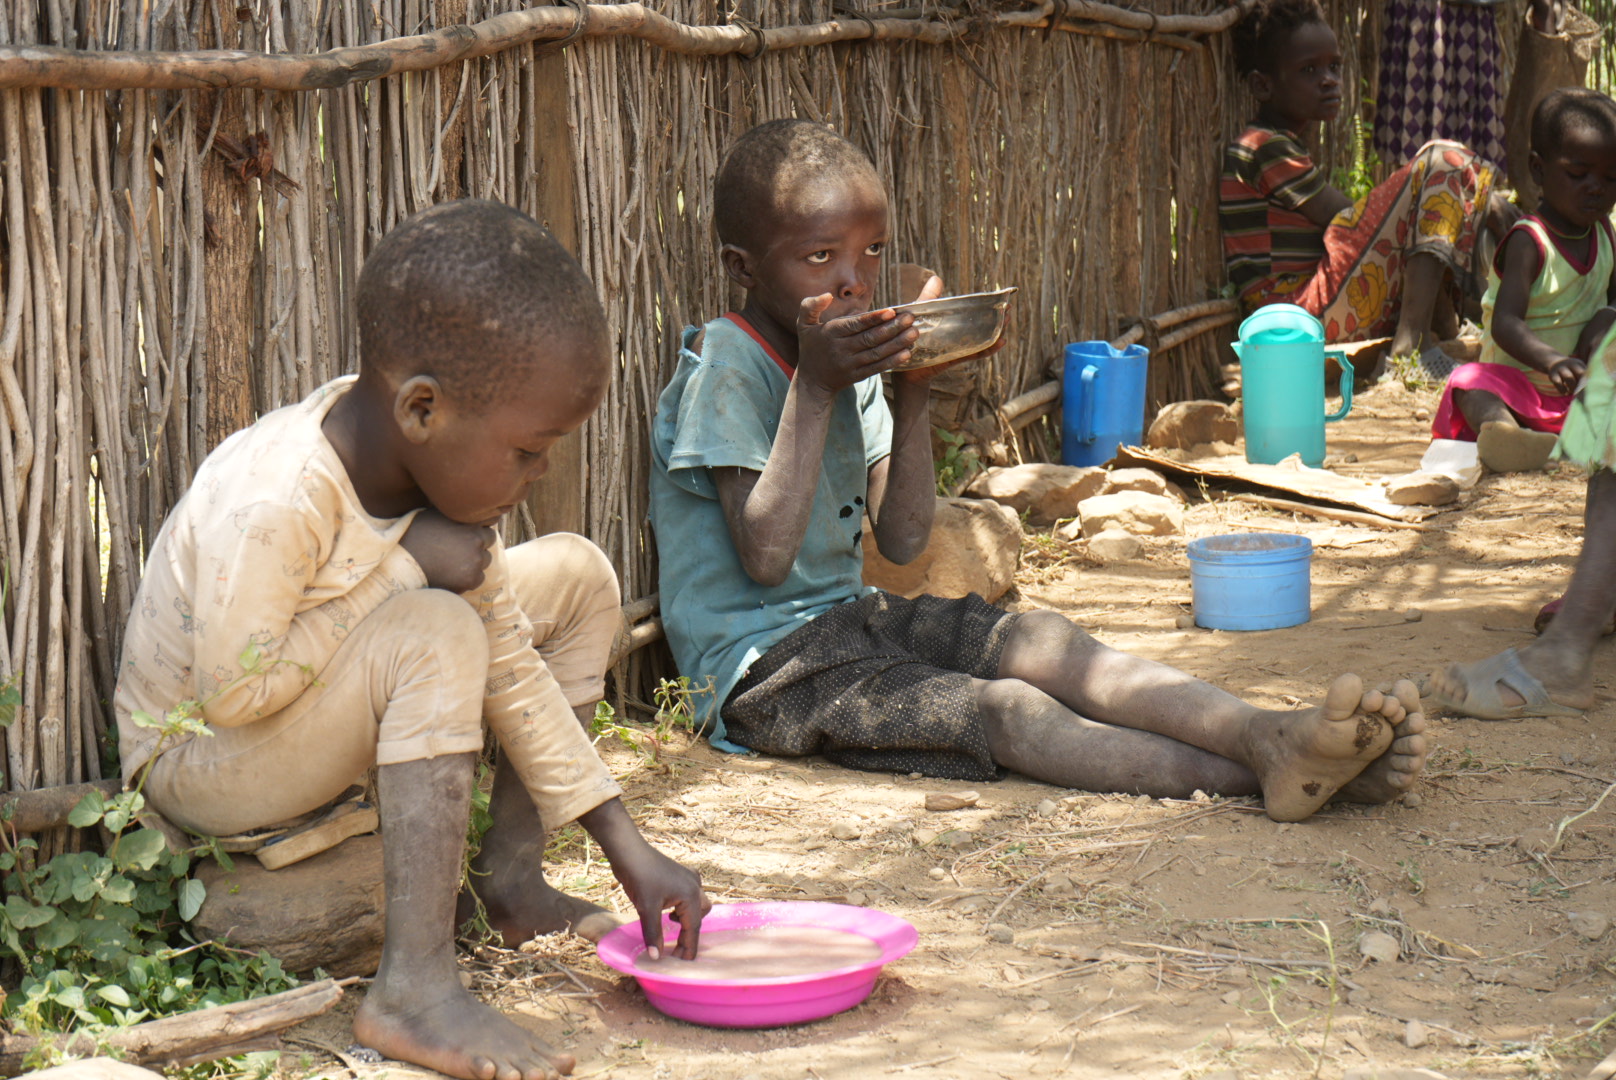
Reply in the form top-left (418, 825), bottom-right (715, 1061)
top-left (0, 0), bottom-right (1256, 92)
top-left (0, 980), bottom-right (345, 1076)
top-left (1, 777), bottom-right (121, 833)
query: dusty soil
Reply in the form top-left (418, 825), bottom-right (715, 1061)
top-left (292, 379), bottom-right (1616, 1080)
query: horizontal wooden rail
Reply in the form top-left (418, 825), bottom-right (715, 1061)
top-left (998, 298), bottom-right (1240, 429)
top-left (0, 0), bottom-right (1255, 90)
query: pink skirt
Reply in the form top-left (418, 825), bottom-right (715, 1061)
top-left (1431, 362), bottom-right (1573, 440)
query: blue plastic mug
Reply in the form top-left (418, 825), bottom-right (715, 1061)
top-left (1061, 341), bottom-right (1149, 468)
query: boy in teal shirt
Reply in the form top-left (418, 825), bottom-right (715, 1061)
top-left (651, 119), bottom-right (1429, 822)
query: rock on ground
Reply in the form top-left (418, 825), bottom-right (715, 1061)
top-left (1145, 400), bottom-right (1239, 450)
top-left (1086, 528), bottom-right (1143, 561)
top-left (1076, 492), bottom-right (1184, 537)
top-left (1099, 467), bottom-right (1184, 502)
top-left (193, 834), bottom-right (384, 977)
top-left (1386, 470), bottom-right (1461, 506)
top-left (863, 497), bottom-right (1021, 601)
top-left (964, 464), bottom-right (1107, 525)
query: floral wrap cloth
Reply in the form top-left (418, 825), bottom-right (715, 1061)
top-left (1248, 140), bottom-right (1498, 342)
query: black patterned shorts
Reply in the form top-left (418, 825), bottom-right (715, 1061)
top-left (720, 592), bottom-right (1018, 782)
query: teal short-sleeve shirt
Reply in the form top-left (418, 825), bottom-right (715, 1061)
top-left (648, 314), bottom-right (894, 745)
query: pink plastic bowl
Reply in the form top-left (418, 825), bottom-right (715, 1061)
top-left (596, 901), bottom-right (917, 1028)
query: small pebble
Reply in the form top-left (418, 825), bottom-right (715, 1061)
top-left (1043, 873), bottom-right (1076, 897)
top-left (459, 971), bottom-right (475, 989)
top-left (1035, 799), bottom-right (1057, 818)
top-left (1175, 613), bottom-right (1197, 629)
top-left (942, 828), bottom-right (975, 850)
top-left (681, 793), bottom-right (701, 806)
top-left (1368, 897), bottom-right (1393, 916)
top-left (845, 889), bottom-right (867, 906)
top-left (803, 838), bottom-right (828, 851)
top-left (1219, 989), bottom-right (1241, 1005)
top-left (1403, 607), bottom-right (1423, 623)
top-left (1404, 1019), bottom-right (1429, 1049)
top-left (831, 821), bottom-right (862, 841)
top-left (1400, 792), bottom-right (1422, 808)
top-left (1414, 407), bottom-right (1431, 422)
top-left (912, 827), bottom-right (938, 846)
top-left (909, 772), bottom-right (924, 780)
top-left (928, 866), bottom-right (948, 881)
top-left (985, 922), bottom-right (1015, 944)
top-left (926, 790), bottom-right (980, 812)
top-left (1569, 910), bottom-right (1610, 940)
top-left (1358, 930), bottom-right (1401, 963)
top-left (1561, 751), bottom-right (1578, 766)
top-left (1028, 997), bottom-right (1052, 1012)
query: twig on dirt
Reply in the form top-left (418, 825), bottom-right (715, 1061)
top-left (552, 963), bottom-right (597, 995)
top-left (1482, 624), bottom-right (1536, 634)
top-left (983, 865), bottom-right (1055, 927)
top-left (887, 1053), bottom-right (961, 1073)
top-left (1118, 940), bottom-right (1329, 971)
top-left (1003, 964), bottom-right (1099, 988)
top-left (1526, 764), bottom-right (1616, 785)
top-left (1552, 779), bottom-right (1616, 850)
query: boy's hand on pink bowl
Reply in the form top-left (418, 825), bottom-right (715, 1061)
top-left (613, 842), bottom-right (710, 961)
top-left (796, 293), bottom-right (919, 393)
top-left (400, 509), bottom-right (494, 594)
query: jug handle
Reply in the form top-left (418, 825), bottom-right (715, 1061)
top-left (1324, 349), bottom-right (1353, 422)
top-left (1078, 365), bottom-right (1098, 442)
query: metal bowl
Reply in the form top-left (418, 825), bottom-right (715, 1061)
top-left (889, 287), bottom-right (1016, 371)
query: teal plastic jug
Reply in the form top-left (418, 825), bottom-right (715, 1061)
top-left (1232, 304), bottom-right (1353, 467)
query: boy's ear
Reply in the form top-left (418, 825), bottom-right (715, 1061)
top-left (720, 243), bottom-right (757, 290)
top-left (1246, 69), bottom-right (1273, 103)
top-left (1528, 150), bottom-right (1544, 187)
top-left (393, 375), bottom-right (445, 446)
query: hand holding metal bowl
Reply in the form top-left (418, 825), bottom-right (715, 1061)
top-left (889, 287), bottom-right (1017, 371)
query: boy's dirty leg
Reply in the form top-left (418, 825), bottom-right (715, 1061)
top-left (459, 742), bottom-right (622, 944)
top-left (356, 753), bottom-right (577, 1080)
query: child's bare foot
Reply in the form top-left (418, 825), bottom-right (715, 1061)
top-left (1241, 673), bottom-right (1396, 822)
top-left (461, 866), bottom-right (623, 946)
top-left (1332, 680), bottom-right (1429, 804)
top-left (355, 974), bottom-right (576, 1080)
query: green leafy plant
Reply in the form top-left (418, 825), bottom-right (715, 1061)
top-left (934, 426), bottom-right (981, 495)
top-left (1330, 87), bottom-right (1382, 203)
top-left (0, 644), bottom-right (305, 1054)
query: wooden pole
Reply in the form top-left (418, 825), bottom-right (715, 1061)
top-left (0, 980), bottom-right (346, 1076)
top-left (0, 0), bottom-right (1256, 91)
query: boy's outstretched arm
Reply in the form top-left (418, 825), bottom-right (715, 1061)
top-left (577, 796), bottom-right (709, 959)
top-left (715, 297), bottom-right (918, 586)
top-left (1493, 229), bottom-right (1585, 393)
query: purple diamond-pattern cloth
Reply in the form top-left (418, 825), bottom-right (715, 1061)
top-left (1375, 0), bottom-right (1507, 169)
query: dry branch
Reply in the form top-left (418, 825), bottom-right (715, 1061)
top-left (0, 777), bottom-right (121, 833)
top-left (0, 980), bottom-right (345, 1076)
top-left (0, 0), bottom-right (1255, 91)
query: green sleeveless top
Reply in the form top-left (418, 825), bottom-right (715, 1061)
top-left (1479, 215), bottom-right (1615, 393)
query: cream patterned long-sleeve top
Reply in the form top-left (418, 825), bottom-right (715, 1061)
top-left (113, 377), bottom-right (621, 828)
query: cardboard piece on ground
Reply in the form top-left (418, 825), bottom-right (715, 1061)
top-left (1113, 446), bottom-right (1444, 525)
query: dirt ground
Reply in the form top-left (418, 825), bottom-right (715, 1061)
top-left (290, 378), bottom-right (1616, 1080)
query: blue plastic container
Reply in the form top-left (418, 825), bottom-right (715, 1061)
top-left (1061, 341), bottom-right (1149, 467)
top-left (1186, 533), bottom-right (1313, 631)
